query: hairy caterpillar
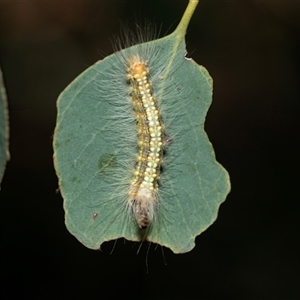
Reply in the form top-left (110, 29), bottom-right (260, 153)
top-left (126, 56), bottom-right (164, 229)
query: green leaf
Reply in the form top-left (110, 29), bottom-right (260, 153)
top-left (0, 64), bottom-right (9, 188)
top-left (53, 0), bottom-right (230, 253)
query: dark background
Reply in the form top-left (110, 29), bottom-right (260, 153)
top-left (1, 0), bottom-right (299, 299)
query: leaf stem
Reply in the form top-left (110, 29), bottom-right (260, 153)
top-left (174, 0), bottom-right (199, 39)
top-left (164, 0), bottom-right (199, 78)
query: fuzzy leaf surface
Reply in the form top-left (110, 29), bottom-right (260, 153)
top-left (0, 66), bottom-right (9, 187)
top-left (53, 25), bottom-right (230, 253)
